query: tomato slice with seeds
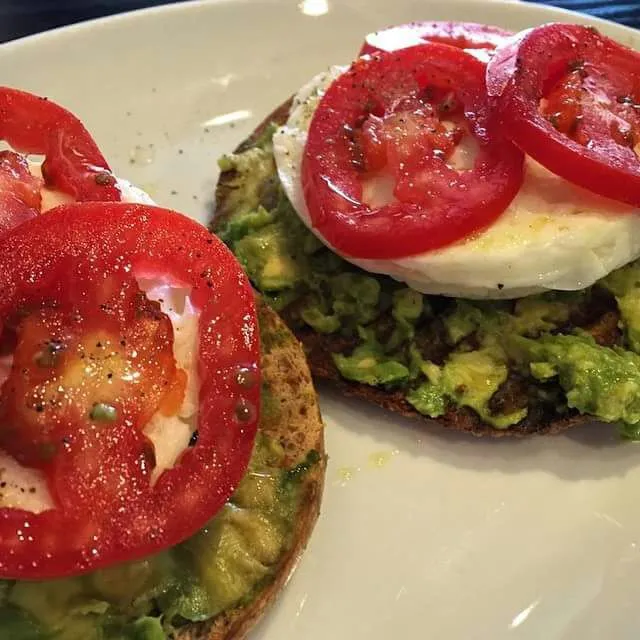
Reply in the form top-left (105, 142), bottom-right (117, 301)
top-left (486, 23), bottom-right (640, 207)
top-left (0, 202), bottom-right (260, 579)
top-left (0, 87), bottom-right (121, 234)
top-left (359, 21), bottom-right (513, 63)
top-left (302, 43), bottom-right (524, 259)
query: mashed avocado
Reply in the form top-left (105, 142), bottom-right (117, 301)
top-left (0, 436), bottom-right (319, 640)
top-left (514, 332), bottom-right (640, 425)
top-left (216, 136), bottom-right (640, 436)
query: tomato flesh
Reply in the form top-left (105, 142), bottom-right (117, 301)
top-left (486, 23), bottom-right (640, 207)
top-left (302, 44), bottom-right (524, 259)
top-left (0, 150), bottom-right (42, 235)
top-left (0, 286), bottom-right (178, 469)
top-left (0, 87), bottom-right (121, 208)
top-left (0, 203), bottom-right (260, 579)
top-left (359, 21), bottom-right (512, 63)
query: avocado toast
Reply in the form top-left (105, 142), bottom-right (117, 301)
top-left (212, 101), bottom-right (640, 439)
top-left (0, 300), bottom-right (325, 639)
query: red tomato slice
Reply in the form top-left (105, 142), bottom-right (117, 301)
top-left (0, 203), bottom-right (260, 579)
top-left (0, 150), bottom-right (43, 235)
top-left (302, 44), bottom-right (524, 259)
top-left (0, 87), bottom-right (120, 207)
top-left (486, 23), bottom-right (640, 207)
top-left (359, 21), bottom-right (513, 63)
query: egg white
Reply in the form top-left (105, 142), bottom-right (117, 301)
top-left (273, 66), bottom-right (640, 299)
top-left (27, 162), bottom-right (155, 212)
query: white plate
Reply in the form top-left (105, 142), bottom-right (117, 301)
top-left (2, 1), bottom-right (640, 638)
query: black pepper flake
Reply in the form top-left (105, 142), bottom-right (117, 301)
top-left (178, 149), bottom-right (184, 154)
top-left (569, 115), bottom-right (583, 136)
top-left (170, 189), bottom-right (178, 195)
top-left (497, 283), bottom-right (504, 290)
top-left (568, 60), bottom-right (585, 73)
top-left (95, 171), bottom-right (116, 187)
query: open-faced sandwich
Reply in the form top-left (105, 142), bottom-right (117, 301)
top-left (213, 21), bottom-right (640, 438)
top-left (0, 89), bottom-right (325, 639)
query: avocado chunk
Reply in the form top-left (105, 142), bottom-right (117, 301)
top-left (330, 273), bottom-right (381, 325)
top-left (112, 617), bottom-right (165, 640)
top-left (444, 300), bottom-right (489, 345)
top-left (179, 506), bottom-right (271, 619)
top-left (406, 382), bottom-right (447, 418)
top-left (512, 294), bottom-right (572, 336)
top-left (333, 328), bottom-right (410, 387)
top-left (409, 348), bottom-right (527, 428)
top-left (601, 261), bottom-right (640, 352)
top-left (177, 437), bottom-right (293, 621)
top-left (8, 578), bottom-right (107, 640)
top-left (219, 206), bottom-right (274, 245)
top-left (301, 272), bottom-right (382, 334)
top-left (217, 147), bottom-right (277, 218)
top-left (235, 224), bottom-right (303, 291)
top-left (300, 305), bottom-right (341, 334)
top-left (0, 606), bottom-right (48, 640)
top-left (443, 294), bottom-right (573, 348)
top-left (514, 332), bottom-right (640, 426)
top-left (387, 288), bottom-right (427, 349)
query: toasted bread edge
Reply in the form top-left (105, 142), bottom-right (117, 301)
top-left (177, 302), bottom-right (326, 639)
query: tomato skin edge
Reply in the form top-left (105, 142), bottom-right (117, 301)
top-left (302, 43), bottom-right (524, 260)
top-left (0, 87), bottom-right (121, 202)
top-left (487, 23), bottom-right (640, 207)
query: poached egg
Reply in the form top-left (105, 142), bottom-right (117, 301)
top-left (273, 66), bottom-right (640, 299)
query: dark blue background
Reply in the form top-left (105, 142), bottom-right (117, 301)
top-left (0, 0), bottom-right (638, 43)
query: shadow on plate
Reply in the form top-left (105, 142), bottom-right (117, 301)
top-left (317, 383), bottom-right (640, 481)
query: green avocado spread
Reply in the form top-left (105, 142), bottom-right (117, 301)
top-left (0, 433), bottom-right (318, 639)
top-left (215, 130), bottom-right (640, 437)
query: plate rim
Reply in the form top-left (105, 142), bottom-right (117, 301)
top-left (1, 0), bottom-right (637, 56)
